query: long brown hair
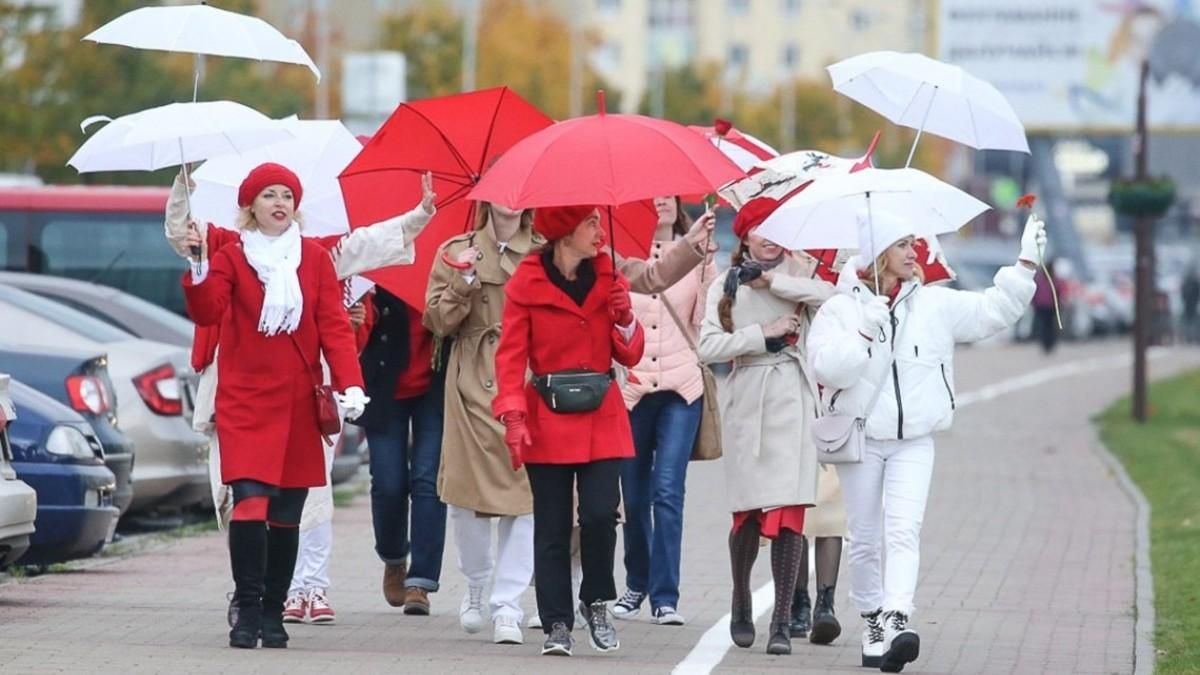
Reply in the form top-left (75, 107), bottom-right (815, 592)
top-left (664, 196), bottom-right (692, 238)
top-left (718, 240), bottom-right (750, 332)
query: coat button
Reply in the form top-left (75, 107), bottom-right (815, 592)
top-left (378, 360), bottom-right (385, 367)
top-left (579, 320), bottom-right (586, 326)
top-left (652, 381), bottom-right (659, 388)
top-left (485, 380), bottom-right (493, 389)
top-left (380, 334), bottom-right (389, 343)
top-left (651, 325), bottom-right (657, 330)
top-left (651, 294), bottom-right (657, 299)
top-left (653, 254), bottom-right (660, 260)
top-left (381, 307), bottom-right (390, 316)
top-left (651, 357), bottom-right (657, 362)
top-left (482, 295), bottom-right (490, 303)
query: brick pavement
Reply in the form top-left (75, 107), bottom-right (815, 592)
top-left (1, 340), bottom-right (1195, 674)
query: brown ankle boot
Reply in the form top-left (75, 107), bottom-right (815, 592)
top-left (383, 562), bottom-right (408, 607)
top-left (403, 587), bottom-right (431, 615)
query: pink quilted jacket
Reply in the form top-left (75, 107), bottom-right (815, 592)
top-left (622, 239), bottom-right (718, 409)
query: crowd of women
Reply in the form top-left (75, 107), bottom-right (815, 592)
top-left (170, 157), bottom-right (1045, 673)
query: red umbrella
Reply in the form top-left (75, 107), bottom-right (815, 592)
top-left (338, 87), bottom-right (553, 308)
top-left (469, 91), bottom-right (744, 255)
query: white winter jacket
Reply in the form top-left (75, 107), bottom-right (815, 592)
top-left (806, 258), bottom-right (1036, 441)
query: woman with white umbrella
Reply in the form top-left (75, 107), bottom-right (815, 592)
top-left (806, 212), bottom-right (1045, 672)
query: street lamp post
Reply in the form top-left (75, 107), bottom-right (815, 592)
top-left (1131, 59), bottom-right (1152, 423)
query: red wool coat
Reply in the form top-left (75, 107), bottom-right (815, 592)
top-left (182, 239), bottom-right (364, 488)
top-left (491, 252), bottom-right (645, 465)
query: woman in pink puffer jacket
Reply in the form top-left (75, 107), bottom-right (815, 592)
top-left (611, 196), bottom-right (717, 626)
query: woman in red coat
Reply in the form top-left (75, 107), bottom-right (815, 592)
top-left (492, 204), bottom-right (644, 657)
top-left (182, 163), bottom-right (366, 650)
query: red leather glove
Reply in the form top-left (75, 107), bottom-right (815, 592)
top-left (609, 275), bottom-right (634, 326)
top-left (501, 412), bottom-right (532, 471)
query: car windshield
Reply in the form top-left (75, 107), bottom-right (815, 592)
top-left (111, 289), bottom-right (194, 336)
top-left (0, 283), bottom-right (134, 343)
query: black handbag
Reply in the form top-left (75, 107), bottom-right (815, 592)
top-left (531, 369), bottom-right (614, 413)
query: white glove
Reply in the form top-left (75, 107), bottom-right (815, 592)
top-left (858, 295), bottom-right (891, 340)
top-left (1018, 214), bottom-right (1048, 264)
top-left (335, 386), bottom-right (370, 421)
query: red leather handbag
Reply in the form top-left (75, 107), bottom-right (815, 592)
top-left (288, 335), bottom-right (341, 444)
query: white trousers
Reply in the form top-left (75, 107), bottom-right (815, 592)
top-left (836, 435), bottom-right (935, 617)
top-left (450, 505), bottom-right (534, 622)
top-left (290, 520), bottom-right (332, 595)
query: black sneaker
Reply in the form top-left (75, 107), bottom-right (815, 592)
top-left (541, 622), bottom-right (573, 656)
top-left (579, 600), bottom-right (620, 652)
top-left (611, 589), bottom-right (646, 620)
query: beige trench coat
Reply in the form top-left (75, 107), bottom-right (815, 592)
top-left (425, 225), bottom-right (706, 516)
top-left (697, 255), bottom-right (835, 513)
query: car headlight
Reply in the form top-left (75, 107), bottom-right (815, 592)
top-left (45, 425), bottom-right (96, 461)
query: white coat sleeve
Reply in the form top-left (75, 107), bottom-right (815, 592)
top-left (807, 295), bottom-right (872, 391)
top-left (930, 263), bottom-right (1037, 344)
top-left (331, 204), bottom-right (434, 279)
top-left (696, 272), bottom-right (768, 364)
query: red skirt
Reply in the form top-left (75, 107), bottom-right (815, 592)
top-left (732, 505), bottom-right (807, 539)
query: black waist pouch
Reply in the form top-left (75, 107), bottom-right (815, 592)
top-left (531, 369), bottom-right (614, 413)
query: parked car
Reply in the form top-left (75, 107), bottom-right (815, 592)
top-left (0, 185), bottom-right (181, 314)
top-left (0, 343), bottom-right (133, 516)
top-left (0, 374), bottom-right (37, 566)
top-left (0, 272), bottom-right (199, 424)
top-left (0, 285), bottom-right (209, 514)
top-left (0, 271), bottom-right (194, 346)
top-left (7, 377), bottom-right (118, 565)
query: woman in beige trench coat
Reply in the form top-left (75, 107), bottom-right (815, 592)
top-left (424, 201), bottom-right (712, 646)
top-left (696, 198), bottom-right (834, 656)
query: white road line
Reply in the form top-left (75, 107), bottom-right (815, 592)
top-left (671, 345), bottom-right (1171, 675)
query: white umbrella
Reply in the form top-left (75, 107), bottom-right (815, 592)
top-left (754, 167), bottom-right (989, 285)
top-left (191, 118), bottom-right (361, 235)
top-left (83, 2), bottom-right (320, 100)
top-left (827, 51), bottom-right (1029, 166)
top-left (67, 101), bottom-right (295, 174)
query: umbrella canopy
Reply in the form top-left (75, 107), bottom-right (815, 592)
top-left (754, 167), bottom-right (990, 253)
top-left (83, 3), bottom-right (320, 81)
top-left (191, 118), bottom-right (360, 235)
top-left (828, 51), bottom-right (1029, 162)
top-left (687, 120), bottom-right (779, 171)
top-left (67, 101), bottom-right (295, 173)
top-left (338, 86), bottom-right (553, 309)
top-left (719, 132), bottom-right (879, 210)
top-left (469, 91), bottom-right (745, 210)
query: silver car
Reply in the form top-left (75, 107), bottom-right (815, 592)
top-left (0, 285), bottom-right (210, 514)
top-left (0, 373), bottom-right (38, 565)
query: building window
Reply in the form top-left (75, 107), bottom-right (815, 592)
top-left (782, 0), bottom-right (802, 16)
top-left (782, 44), bottom-right (800, 70)
top-left (851, 9), bottom-right (872, 31)
top-left (728, 43), bottom-right (748, 69)
top-left (728, 0), bottom-right (749, 16)
top-left (597, 0), bottom-right (621, 15)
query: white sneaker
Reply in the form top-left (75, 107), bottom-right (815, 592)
top-left (860, 608), bottom-right (885, 668)
top-left (652, 606), bottom-right (685, 626)
top-left (459, 585), bottom-right (485, 634)
top-left (527, 613), bottom-right (543, 630)
top-left (493, 615), bottom-right (524, 645)
top-left (880, 610), bottom-right (920, 672)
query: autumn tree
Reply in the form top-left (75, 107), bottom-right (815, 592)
top-left (0, 0), bottom-right (315, 184)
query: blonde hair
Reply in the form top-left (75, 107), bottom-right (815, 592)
top-left (859, 248), bottom-right (924, 295)
top-left (237, 207), bottom-right (305, 232)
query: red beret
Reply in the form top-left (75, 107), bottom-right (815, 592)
top-left (732, 197), bottom-right (781, 240)
top-left (237, 162), bottom-right (303, 209)
top-left (534, 204), bottom-right (597, 241)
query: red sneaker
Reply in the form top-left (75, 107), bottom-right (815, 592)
top-left (282, 593), bottom-right (307, 624)
top-left (307, 589), bottom-right (336, 624)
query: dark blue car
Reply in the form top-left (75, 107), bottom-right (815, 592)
top-left (7, 378), bottom-right (118, 566)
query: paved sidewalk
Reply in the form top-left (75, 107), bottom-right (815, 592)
top-left (1, 340), bottom-right (1195, 674)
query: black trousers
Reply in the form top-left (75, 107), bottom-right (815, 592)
top-left (526, 459), bottom-right (621, 632)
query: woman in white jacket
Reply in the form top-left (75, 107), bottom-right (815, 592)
top-left (806, 213), bottom-right (1045, 673)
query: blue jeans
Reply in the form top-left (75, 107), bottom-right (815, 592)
top-left (367, 391), bottom-right (447, 592)
top-left (621, 391), bottom-right (702, 610)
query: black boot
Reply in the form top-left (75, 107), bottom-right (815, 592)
top-left (767, 530), bottom-right (803, 655)
top-left (789, 587), bottom-right (811, 638)
top-left (766, 621), bottom-right (792, 656)
top-left (809, 585), bottom-right (841, 645)
top-left (261, 525), bottom-right (300, 649)
top-left (227, 521), bottom-right (267, 649)
top-left (728, 520), bottom-right (760, 648)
